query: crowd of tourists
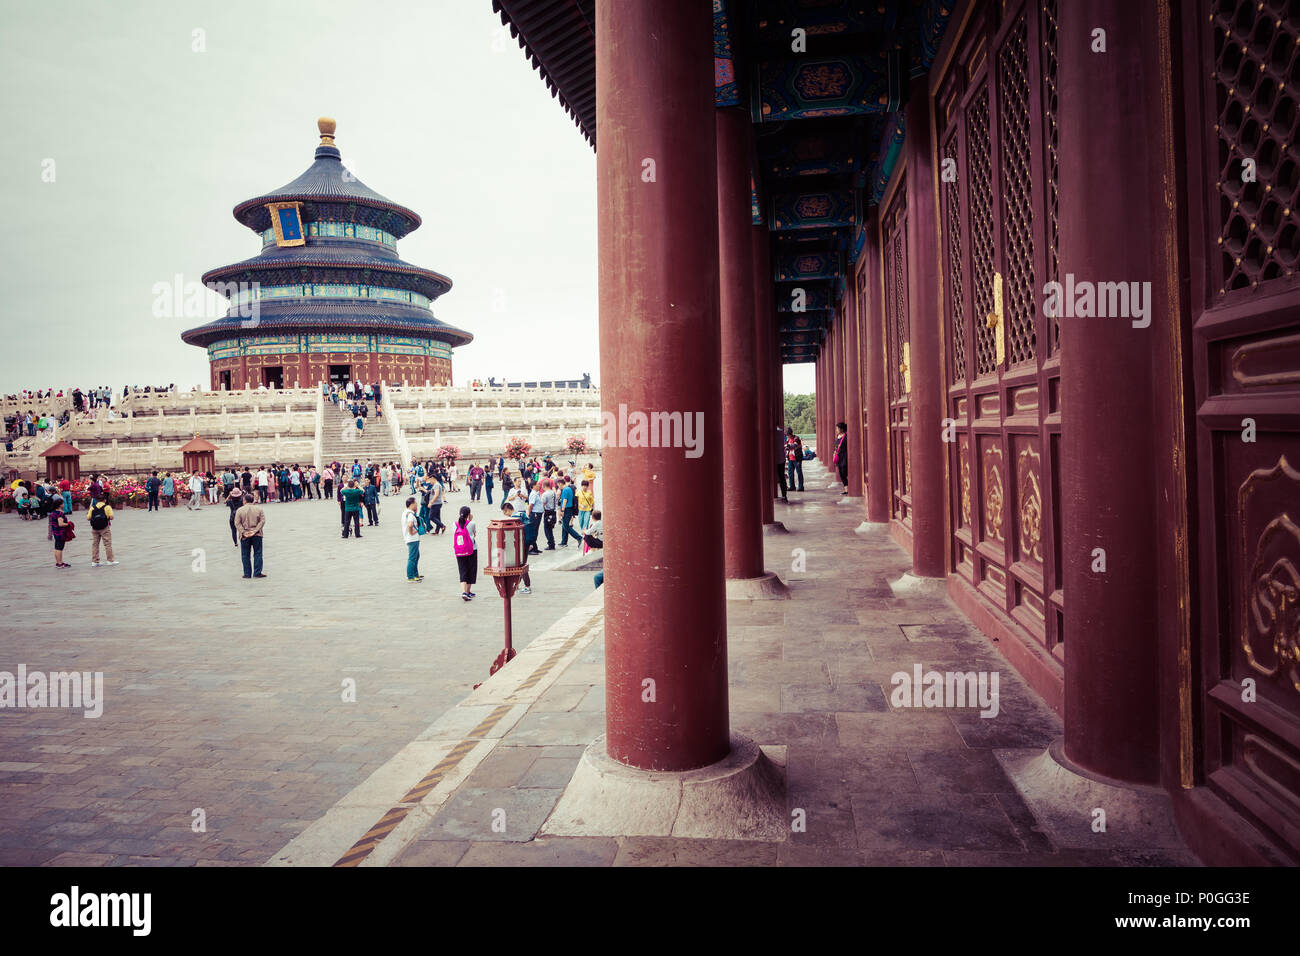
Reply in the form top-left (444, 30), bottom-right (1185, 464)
top-left (12, 474), bottom-right (120, 569)
top-left (8, 448), bottom-right (605, 597)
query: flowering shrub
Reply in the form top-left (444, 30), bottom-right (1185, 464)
top-left (434, 445), bottom-right (461, 462)
top-left (565, 435), bottom-right (587, 455)
top-left (505, 437), bottom-right (532, 460)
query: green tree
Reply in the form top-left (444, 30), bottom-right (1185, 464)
top-left (784, 392), bottom-right (815, 437)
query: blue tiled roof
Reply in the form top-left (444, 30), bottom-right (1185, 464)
top-left (202, 247), bottom-right (453, 300)
top-left (180, 301), bottom-right (473, 349)
top-left (233, 145), bottom-right (422, 237)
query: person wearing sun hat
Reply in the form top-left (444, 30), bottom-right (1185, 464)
top-left (225, 485), bottom-right (244, 546)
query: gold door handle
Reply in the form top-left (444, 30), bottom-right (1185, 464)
top-left (990, 272), bottom-right (1006, 366)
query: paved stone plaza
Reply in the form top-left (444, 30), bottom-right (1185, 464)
top-left (0, 464), bottom-right (1201, 867)
top-left (0, 485), bottom-right (597, 866)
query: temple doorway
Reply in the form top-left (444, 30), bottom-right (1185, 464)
top-left (263, 366), bottom-right (283, 389)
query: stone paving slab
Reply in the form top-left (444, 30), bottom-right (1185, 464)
top-left (0, 489), bottom-right (595, 866)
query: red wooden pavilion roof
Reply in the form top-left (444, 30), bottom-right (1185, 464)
top-left (178, 436), bottom-right (219, 453)
top-left (39, 441), bottom-right (84, 458)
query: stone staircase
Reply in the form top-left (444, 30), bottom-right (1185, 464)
top-left (319, 399), bottom-right (399, 467)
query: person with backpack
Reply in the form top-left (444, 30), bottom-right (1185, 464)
top-left (88, 498), bottom-right (118, 566)
top-left (402, 496), bottom-right (423, 582)
top-left (363, 479), bottom-right (380, 527)
top-left (50, 506), bottom-right (73, 568)
top-left (145, 472), bottom-right (161, 511)
top-left (452, 505), bottom-right (477, 601)
top-left (341, 479), bottom-right (364, 539)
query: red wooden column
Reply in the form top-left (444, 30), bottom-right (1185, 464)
top-left (596, 0), bottom-right (729, 771)
top-left (843, 281), bottom-right (864, 497)
top-left (814, 357), bottom-right (823, 458)
top-left (823, 335), bottom-right (834, 461)
top-left (903, 74), bottom-right (945, 577)
top-left (1058, 0), bottom-right (1159, 784)
top-left (752, 225), bottom-right (776, 524)
top-left (832, 316), bottom-right (842, 465)
top-left (717, 106), bottom-right (765, 580)
top-left (861, 215), bottom-right (890, 522)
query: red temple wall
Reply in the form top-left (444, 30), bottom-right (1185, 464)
top-left (208, 352), bottom-right (453, 391)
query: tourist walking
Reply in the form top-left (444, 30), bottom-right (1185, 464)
top-left (364, 479), bottom-right (380, 527)
top-left (226, 486), bottom-right (244, 545)
top-left (484, 463), bottom-right (494, 505)
top-left (541, 479), bottom-right (558, 550)
top-left (403, 496), bottom-right (422, 582)
top-left (88, 497), bottom-right (118, 566)
top-left (558, 477), bottom-right (578, 547)
top-left (161, 473), bottom-right (175, 507)
top-left (188, 472), bottom-right (204, 509)
top-left (453, 505), bottom-right (477, 601)
top-left (428, 473), bottom-right (445, 534)
top-left (235, 494), bottom-right (267, 578)
top-left (322, 464), bottom-right (334, 500)
top-left (50, 504), bottom-right (73, 568)
top-left (207, 471), bottom-right (220, 504)
top-left (467, 462), bottom-right (483, 501)
top-left (341, 479), bottom-right (364, 539)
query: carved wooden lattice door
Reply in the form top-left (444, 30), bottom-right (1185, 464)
top-left (936, 0), bottom-right (1064, 663)
top-left (880, 179), bottom-right (912, 531)
top-left (1183, 0), bottom-right (1300, 858)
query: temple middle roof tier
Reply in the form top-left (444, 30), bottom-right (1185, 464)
top-left (202, 248), bottom-right (453, 302)
top-left (232, 143), bottom-right (422, 239)
top-left (180, 301), bottom-right (473, 349)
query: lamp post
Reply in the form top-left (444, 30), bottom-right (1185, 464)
top-left (483, 516), bottom-right (528, 676)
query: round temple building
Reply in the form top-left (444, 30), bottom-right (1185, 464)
top-left (182, 118), bottom-right (471, 390)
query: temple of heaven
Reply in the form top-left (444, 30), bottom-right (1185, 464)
top-left (181, 117), bottom-right (471, 390)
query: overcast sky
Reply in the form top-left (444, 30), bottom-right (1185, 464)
top-left (0, 0), bottom-right (814, 395)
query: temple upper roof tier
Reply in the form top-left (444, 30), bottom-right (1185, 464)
top-left (231, 119), bottom-right (423, 239)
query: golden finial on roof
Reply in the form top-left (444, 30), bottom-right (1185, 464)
top-left (318, 117), bottom-right (337, 146)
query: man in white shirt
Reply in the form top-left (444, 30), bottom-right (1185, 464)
top-left (403, 495), bottom-right (423, 582)
top-left (188, 473), bottom-right (204, 510)
top-left (256, 468), bottom-right (269, 503)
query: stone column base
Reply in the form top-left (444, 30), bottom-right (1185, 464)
top-left (726, 571), bottom-right (791, 600)
top-left (762, 521), bottom-right (789, 535)
top-left (994, 739), bottom-right (1186, 850)
top-left (854, 521), bottom-right (889, 535)
top-left (540, 733), bottom-right (788, 841)
top-left (889, 571), bottom-right (949, 597)
top-left (836, 495), bottom-right (864, 506)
